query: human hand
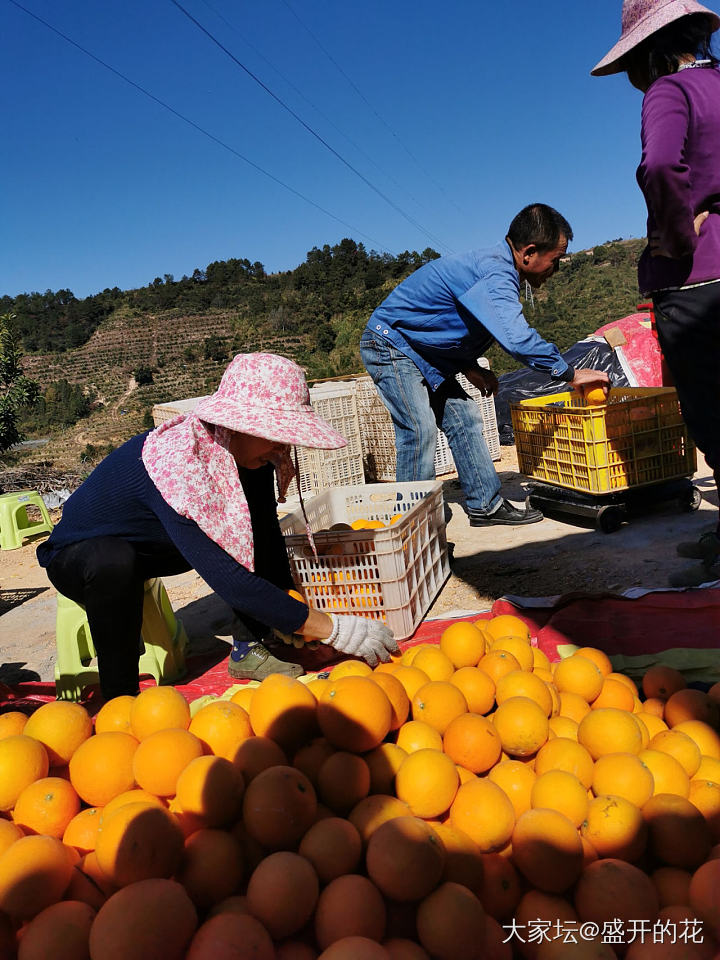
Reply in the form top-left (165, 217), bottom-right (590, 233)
top-left (463, 366), bottom-right (499, 397)
top-left (694, 211), bottom-right (710, 236)
top-left (274, 630), bottom-right (319, 650)
top-left (570, 368), bottom-right (610, 396)
top-left (324, 614), bottom-right (398, 667)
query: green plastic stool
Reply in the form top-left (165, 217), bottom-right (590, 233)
top-left (0, 490), bottom-right (53, 550)
top-left (54, 577), bottom-right (188, 701)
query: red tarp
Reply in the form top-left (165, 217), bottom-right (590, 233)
top-left (2, 587), bottom-right (719, 715)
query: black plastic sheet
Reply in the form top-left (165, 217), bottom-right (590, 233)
top-left (494, 340), bottom-right (630, 444)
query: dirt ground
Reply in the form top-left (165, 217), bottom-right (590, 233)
top-left (1, 445), bottom-right (716, 685)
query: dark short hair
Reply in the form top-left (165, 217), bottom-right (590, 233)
top-left (507, 204), bottom-right (573, 252)
top-left (625, 12), bottom-right (719, 86)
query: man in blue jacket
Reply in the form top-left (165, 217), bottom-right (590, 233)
top-left (360, 203), bottom-right (610, 526)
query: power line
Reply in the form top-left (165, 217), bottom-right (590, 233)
top-left (169, 0), bottom-right (454, 254)
top-left (196, 0), bottom-right (431, 217)
top-left (6, 0), bottom-right (391, 252)
top-left (278, 0), bottom-right (466, 219)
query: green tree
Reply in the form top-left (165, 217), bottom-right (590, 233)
top-left (0, 313), bottom-right (40, 453)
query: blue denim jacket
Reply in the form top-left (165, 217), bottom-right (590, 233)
top-left (365, 241), bottom-right (570, 390)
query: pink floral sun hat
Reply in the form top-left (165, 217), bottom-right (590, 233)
top-left (591, 0), bottom-right (720, 76)
top-left (194, 352), bottom-right (348, 448)
top-left (141, 353), bottom-right (347, 571)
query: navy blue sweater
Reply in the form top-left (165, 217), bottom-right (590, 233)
top-left (37, 433), bottom-right (308, 635)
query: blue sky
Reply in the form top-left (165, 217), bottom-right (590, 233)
top-left (1, 0), bottom-right (690, 300)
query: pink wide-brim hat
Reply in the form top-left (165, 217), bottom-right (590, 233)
top-left (591, 0), bottom-right (720, 76)
top-left (193, 352), bottom-right (347, 450)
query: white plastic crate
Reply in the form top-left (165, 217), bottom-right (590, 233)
top-left (355, 360), bottom-right (501, 481)
top-left (151, 396), bottom-right (206, 427)
top-left (280, 481), bottom-right (450, 640)
top-left (284, 380), bottom-right (365, 499)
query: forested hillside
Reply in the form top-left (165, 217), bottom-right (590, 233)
top-left (3, 236), bottom-right (646, 473)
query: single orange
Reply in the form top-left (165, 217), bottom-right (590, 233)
top-left (574, 647), bottom-right (612, 677)
top-left (488, 636), bottom-right (533, 672)
top-left (534, 737), bottom-right (595, 788)
top-left (664, 689), bottom-right (719, 728)
top-left (94, 696), bottom-right (135, 734)
top-left (531, 770), bottom-right (589, 827)
top-left (412, 647), bottom-right (455, 683)
top-left (553, 656), bottom-right (604, 704)
top-left (558, 691), bottom-right (591, 724)
top-left (639, 748), bottom-right (691, 797)
top-left (364, 742), bottom-right (407, 795)
top-left (478, 649), bottom-right (521, 685)
top-left (484, 614), bottom-right (531, 643)
top-left (188, 701), bottom-right (252, 761)
top-left (318, 751), bottom-right (371, 814)
top-left (369, 671), bottom-right (410, 730)
top-left (132, 728), bottom-right (204, 797)
top-left (642, 665), bottom-right (687, 702)
top-left (175, 754), bottom-right (244, 827)
top-left (688, 779), bottom-right (720, 842)
top-left (0, 735), bottom-right (50, 812)
top-left (231, 735), bottom-right (287, 783)
top-left (449, 778), bottom-right (515, 852)
top-left (512, 808), bottom-right (584, 893)
top-left (396, 720), bottom-right (443, 754)
top-left (0, 712), bottom-right (28, 739)
top-left (229, 685), bottom-right (256, 711)
top-left (495, 670), bottom-right (553, 716)
top-left (487, 759), bottom-right (537, 818)
top-left (249, 674), bottom-right (317, 751)
top-left (581, 794), bottom-right (647, 862)
top-left (548, 716), bottom-right (579, 740)
top-left (94, 802), bottom-right (184, 887)
top-left (395, 748), bottom-right (459, 818)
top-left (298, 816), bottom-right (362, 883)
top-left (672, 719), bottom-right (720, 759)
top-left (592, 752), bottom-right (655, 807)
top-left (13, 776), bottom-right (80, 838)
top-left (449, 667), bottom-right (495, 716)
top-left (412, 681), bottom-right (468, 734)
top-left (443, 713), bottom-right (502, 774)
top-left (318, 676), bottom-right (392, 753)
top-left (23, 701), bottom-right (92, 766)
top-left (366, 816), bottom-right (446, 902)
top-left (391, 665), bottom-right (432, 700)
top-left (68, 731), bottom-right (138, 807)
top-left (62, 806), bottom-right (103, 854)
top-left (128, 686), bottom-right (190, 740)
top-left (348, 793), bottom-right (411, 845)
top-left (439, 622), bottom-right (486, 669)
top-left (590, 678), bottom-right (635, 712)
top-left (649, 729), bottom-right (702, 777)
top-left (577, 707), bottom-right (643, 758)
top-left (492, 696), bottom-right (549, 757)
top-left (643, 793), bottom-right (711, 870)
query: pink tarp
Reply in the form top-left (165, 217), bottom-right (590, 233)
top-left (593, 311), bottom-right (665, 387)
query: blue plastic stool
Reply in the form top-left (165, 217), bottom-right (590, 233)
top-left (54, 577), bottom-right (188, 701)
top-left (0, 490), bottom-right (53, 550)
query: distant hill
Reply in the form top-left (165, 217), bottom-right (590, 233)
top-left (4, 237), bottom-right (646, 474)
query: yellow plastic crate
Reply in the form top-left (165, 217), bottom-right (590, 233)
top-left (511, 387), bottom-right (696, 494)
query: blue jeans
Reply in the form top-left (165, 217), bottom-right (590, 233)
top-left (360, 331), bottom-right (502, 513)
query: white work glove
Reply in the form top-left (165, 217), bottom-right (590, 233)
top-left (325, 614), bottom-right (398, 667)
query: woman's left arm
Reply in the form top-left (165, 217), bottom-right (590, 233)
top-left (639, 80), bottom-right (698, 258)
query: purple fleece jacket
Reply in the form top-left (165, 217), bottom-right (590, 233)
top-left (637, 64), bottom-right (720, 294)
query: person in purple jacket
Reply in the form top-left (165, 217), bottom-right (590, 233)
top-left (592, 0), bottom-right (720, 586)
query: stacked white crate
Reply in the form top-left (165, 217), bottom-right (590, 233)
top-left (284, 380), bottom-right (365, 499)
top-left (355, 359), bottom-right (501, 481)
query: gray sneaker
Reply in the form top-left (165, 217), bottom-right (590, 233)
top-left (668, 559), bottom-right (720, 588)
top-left (676, 531), bottom-right (720, 562)
top-left (227, 643), bottom-right (304, 680)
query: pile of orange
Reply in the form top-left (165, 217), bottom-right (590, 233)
top-left (0, 616), bottom-right (719, 959)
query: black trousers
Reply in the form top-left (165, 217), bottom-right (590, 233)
top-left (653, 282), bottom-right (720, 473)
top-left (46, 537), bottom-right (191, 699)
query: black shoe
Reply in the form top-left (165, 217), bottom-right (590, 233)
top-left (469, 498), bottom-right (544, 527)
